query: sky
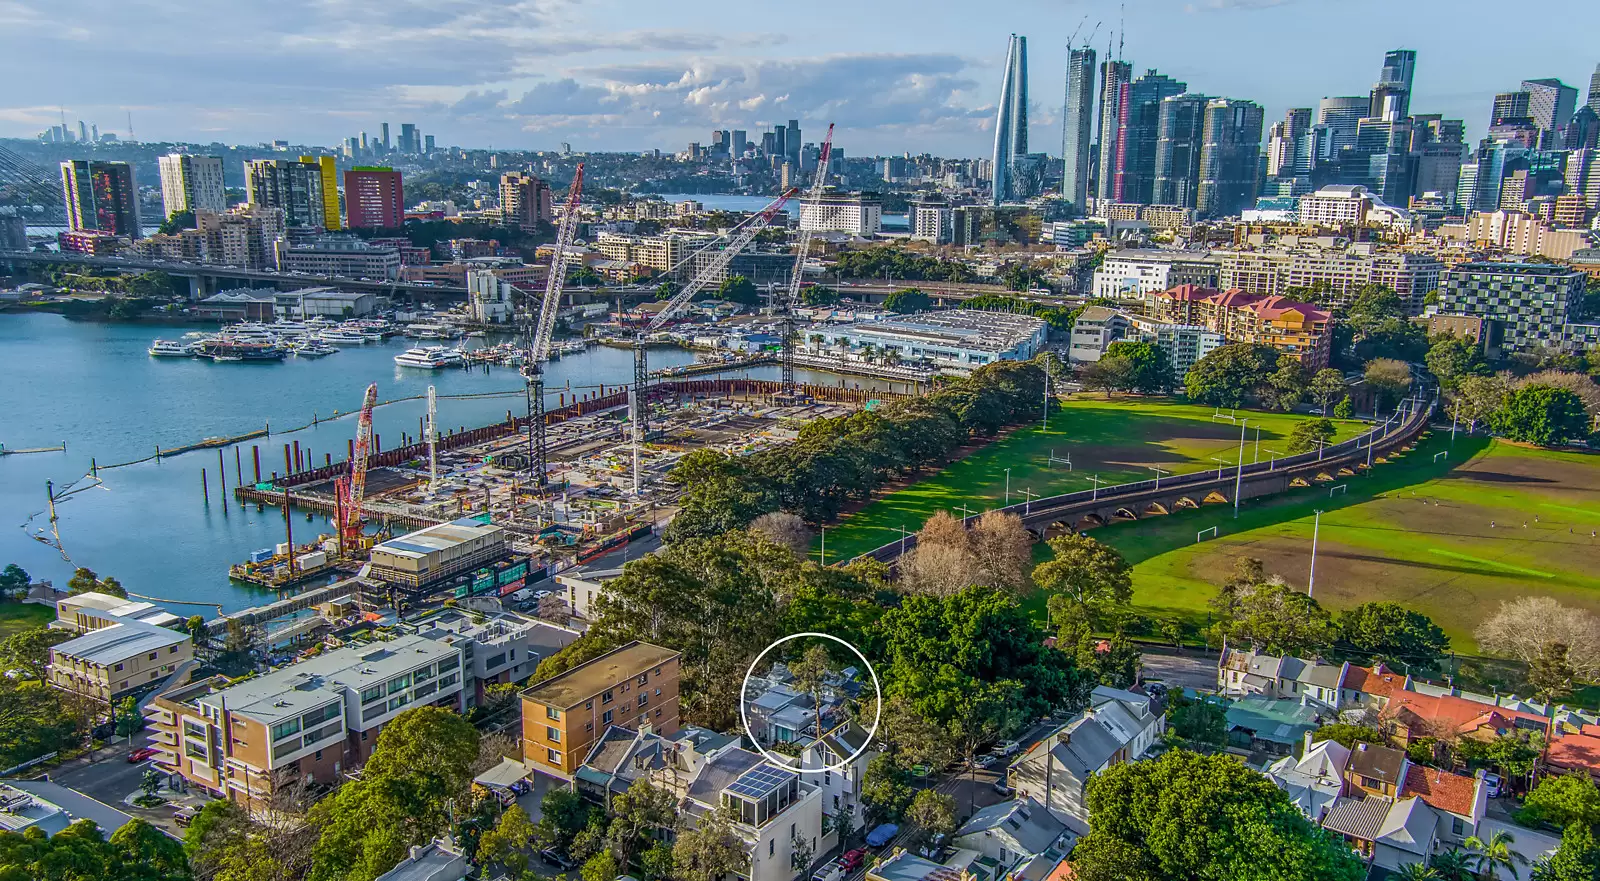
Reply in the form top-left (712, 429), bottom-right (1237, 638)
top-left (2, 0), bottom-right (1598, 158)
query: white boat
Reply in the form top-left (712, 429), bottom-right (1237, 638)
top-left (407, 322), bottom-right (462, 340)
top-left (394, 346), bottom-right (466, 369)
top-left (294, 341), bottom-right (339, 357)
top-left (212, 354), bottom-right (245, 363)
top-left (148, 340), bottom-right (194, 357)
top-left (318, 329), bottom-right (368, 345)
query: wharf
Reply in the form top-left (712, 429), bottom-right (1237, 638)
top-left (207, 578), bottom-right (359, 635)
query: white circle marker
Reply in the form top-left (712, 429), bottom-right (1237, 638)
top-left (739, 631), bottom-right (881, 774)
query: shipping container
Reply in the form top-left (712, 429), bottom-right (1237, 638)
top-left (297, 551), bottom-right (328, 569)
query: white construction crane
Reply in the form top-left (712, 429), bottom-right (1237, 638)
top-left (779, 123), bottom-right (834, 397)
top-left (425, 385), bottom-right (438, 494)
top-left (628, 187), bottom-right (799, 494)
top-left (522, 163), bottom-right (585, 488)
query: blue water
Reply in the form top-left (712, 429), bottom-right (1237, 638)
top-left (0, 314), bottom-right (891, 614)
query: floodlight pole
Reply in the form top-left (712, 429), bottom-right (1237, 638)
top-left (1233, 420), bottom-right (1248, 519)
top-left (1308, 509), bottom-right (1323, 597)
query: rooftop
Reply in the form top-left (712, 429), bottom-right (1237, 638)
top-left (1401, 765), bottom-right (1480, 818)
top-left (521, 640), bottom-right (679, 709)
top-left (372, 517), bottom-right (505, 561)
top-left (834, 309), bottom-right (1046, 354)
top-left (0, 780), bottom-right (134, 837)
top-left (52, 618), bottom-right (188, 667)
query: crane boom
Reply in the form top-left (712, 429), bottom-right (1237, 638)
top-left (338, 382), bottom-right (378, 551)
top-left (523, 165), bottom-right (585, 488)
top-left (780, 123), bottom-right (834, 395)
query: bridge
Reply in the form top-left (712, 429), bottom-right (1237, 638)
top-left (858, 395), bottom-right (1437, 564)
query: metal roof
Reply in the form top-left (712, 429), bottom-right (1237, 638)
top-left (52, 619), bottom-right (188, 667)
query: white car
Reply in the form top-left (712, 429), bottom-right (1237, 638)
top-left (992, 740), bottom-right (1022, 757)
top-left (1482, 772), bottom-right (1504, 798)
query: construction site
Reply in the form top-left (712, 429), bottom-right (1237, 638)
top-left (229, 130), bottom-right (881, 608)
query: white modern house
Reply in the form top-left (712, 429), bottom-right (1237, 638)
top-left (1007, 686), bottom-right (1165, 833)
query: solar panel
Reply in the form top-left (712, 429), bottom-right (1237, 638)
top-left (727, 765), bottom-right (796, 799)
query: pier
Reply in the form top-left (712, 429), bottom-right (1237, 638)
top-left (206, 579), bottom-right (359, 636)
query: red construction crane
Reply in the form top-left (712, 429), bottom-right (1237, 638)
top-left (523, 164), bottom-right (585, 487)
top-left (335, 382), bottom-right (378, 553)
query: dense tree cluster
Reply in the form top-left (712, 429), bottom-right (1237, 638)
top-left (1183, 343), bottom-right (1309, 410)
top-left (881, 288), bottom-right (931, 314)
top-left (832, 247), bottom-right (978, 283)
top-left (667, 360), bottom-right (1048, 537)
top-left (1, 818), bottom-right (188, 881)
top-left (1081, 341), bottom-right (1175, 395)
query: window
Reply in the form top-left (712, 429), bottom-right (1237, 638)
top-left (113, 663), bottom-right (124, 672)
top-left (546, 706), bottom-right (561, 721)
top-left (655, 708), bottom-right (662, 718)
top-left (602, 689), bottom-right (613, 705)
top-left (824, 770), bottom-right (831, 786)
top-left (638, 694), bottom-right (648, 707)
top-left (547, 726), bottom-right (561, 743)
top-left (169, 646), bottom-right (179, 654)
top-left (833, 795), bottom-right (840, 809)
top-left (315, 749), bottom-right (323, 761)
top-left (770, 840), bottom-right (775, 857)
top-left (585, 700), bottom-right (593, 710)
top-left (1360, 776), bottom-right (1381, 789)
top-left (185, 741), bottom-right (207, 759)
top-left (388, 693), bottom-right (411, 712)
top-left (586, 722), bottom-right (593, 732)
top-left (438, 655), bottom-right (459, 672)
top-left (485, 653), bottom-right (506, 669)
top-left (638, 673), bottom-right (648, 686)
top-left (360, 685), bottom-right (384, 705)
top-left (414, 681), bottom-right (438, 699)
top-left (603, 710), bottom-right (613, 725)
top-left (414, 666), bottom-right (433, 682)
top-left (148, 652), bottom-right (158, 661)
top-left (388, 674), bottom-right (412, 694)
top-left (655, 688), bottom-right (661, 696)
top-left (1452, 817), bottom-right (1465, 836)
top-left (271, 719), bottom-right (302, 742)
top-left (547, 748), bottom-right (562, 764)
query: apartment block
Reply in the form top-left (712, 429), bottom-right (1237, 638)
top-left (1211, 242), bottom-right (1441, 313)
top-left (48, 619), bottom-right (191, 703)
top-left (399, 608), bottom-right (580, 709)
top-left (520, 641), bottom-right (681, 778)
top-left (278, 235), bottom-right (401, 280)
top-left (1091, 248), bottom-right (1220, 299)
top-left (500, 172), bottom-right (553, 232)
top-left (157, 154), bottom-right (226, 218)
top-left (1450, 211), bottom-right (1594, 260)
top-left (1146, 284), bottom-right (1332, 366)
top-left (244, 158), bottom-right (326, 230)
top-left (799, 191), bottom-right (882, 236)
top-left (146, 633), bottom-right (465, 809)
top-left (1437, 261), bottom-right (1599, 353)
top-left (344, 167), bottom-right (404, 229)
top-left (60, 160), bottom-right (140, 238)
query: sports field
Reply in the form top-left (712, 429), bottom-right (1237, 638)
top-left (820, 397), bottom-right (1367, 562)
top-left (0, 602), bottom-right (52, 639)
top-left (1092, 433), bottom-right (1600, 652)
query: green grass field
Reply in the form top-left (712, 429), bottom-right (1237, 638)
top-left (0, 602), bottom-right (53, 639)
top-left (820, 397), bottom-right (1367, 561)
top-left (1090, 433), bottom-right (1600, 653)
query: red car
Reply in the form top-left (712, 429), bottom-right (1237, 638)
top-left (839, 850), bottom-right (867, 871)
top-left (127, 747), bottom-right (158, 763)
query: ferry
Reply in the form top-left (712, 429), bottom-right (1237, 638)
top-left (394, 346), bottom-right (466, 369)
top-left (148, 340), bottom-right (195, 357)
top-left (318, 329), bottom-right (369, 345)
top-left (198, 337), bottom-right (286, 362)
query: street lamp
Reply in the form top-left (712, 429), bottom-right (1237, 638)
top-left (1148, 466), bottom-right (1170, 489)
top-left (1308, 509), bottom-right (1324, 596)
top-left (1233, 420), bottom-right (1249, 519)
top-left (1020, 487), bottom-right (1038, 515)
top-left (1087, 473), bottom-right (1105, 500)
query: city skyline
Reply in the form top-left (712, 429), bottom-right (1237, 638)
top-left (1, 0), bottom-right (1598, 157)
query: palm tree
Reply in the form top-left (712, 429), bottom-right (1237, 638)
top-left (1430, 851), bottom-right (1474, 881)
top-left (861, 343), bottom-right (878, 364)
top-left (1464, 830), bottom-right (1527, 881)
top-left (1394, 864), bottom-right (1440, 881)
top-left (809, 333), bottom-right (825, 354)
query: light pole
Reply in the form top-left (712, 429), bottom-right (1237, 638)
top-left (1149, 466), bottom-right (1170, 489)
top-left (1020, 487), bottom-right (1038, 515)
top-left (900, 524), bottom-right (909, 557)
top-left (1253, 424), bottom-right (1262, 463)
top-left (1042, 370), bottom-right (1051, 431)
top-left (1210, 457), bottom-right (1230, 481)
top-left (1263, 448), bottom-right (1283, 470)
top-left (1088, 474), bottom-right (1104, 500)
top-left (819, 526), bottom-right (826, 566)
top-left (1233, 420), bottom-right (1248, 518)
top-left (1004, 467), bottom-right (1011, 506)
top-left (1308, 509), bottom-right (1323, 596)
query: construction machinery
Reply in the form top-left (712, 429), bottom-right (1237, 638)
top-left (629, 187), bottom-right (800, 494)
top-left (522, 164), bottom-right (585, 488)
top-left (779, 123), bottom-right (834, 398)
top-left (334, 382), bottom-right (378, 554)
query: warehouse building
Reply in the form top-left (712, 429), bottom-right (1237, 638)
top-left (821, 309), bottom-right (1048, 372)
top-left (367, 518), bottom-right (510, 595)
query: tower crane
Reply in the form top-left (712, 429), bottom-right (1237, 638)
top-left (629, 187), bottom-right (799, 493)
top-left (779, 123), bottom-right (834, 398)
top-left (1066, 15), bottom-right (1088, 49)
top-left (334, 382), bottom-right (378, 554)
top-left (522, 164), bottom-right (585, 489)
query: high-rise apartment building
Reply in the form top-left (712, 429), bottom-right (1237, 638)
top-left (1061, 46), bottom-right (1097, 210)
top-left (500, 172), bottom-right (553, 232)
top-left (1520, 79), bottom-right (1578, 137)
top-left (1112, 70), bottom-right (1187, 205)
top-left (60, 160), bottom-right (141, 238)
top-left (1095, 59), bottom-right (1133, 202)
top-left (786, 119), bottom-right (802, 168)
top-left (157, 154), bottom-right (226, 219)
top-left (991, 35), bottom-right (1029, 205)
top-left (299, 155), bottom-right (341, 231)
top-left (520, 641), bottom-right (681, 778)
top-left (1317, 97), bottom-right (1368, 161)
top-left (344, 167), bottom-right (404, 229)
top-left (1154, 93), bottom-right (1211, 208)
top-left (244, 158), bottom-right (326, 230)
top-left (1196, 98), bottom-right (1264, 218)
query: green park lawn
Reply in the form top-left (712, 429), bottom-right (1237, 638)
top-left (1089, 433), bottom-right (1600, 654)
top-left (0, 602), bottom-right (54, 639)
top-left (820, 396), bottom-right (1366, 562)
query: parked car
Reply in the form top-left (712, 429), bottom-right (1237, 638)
top-left (865, 824), bottom-right (899, 848)
top-left (839, 849), bottom-right (868, 871)
top-left (1483, 772), bottom-right (1504, 798)
top-left (992, 740), bottom-right (1021, 757)
top-left (540, 849), bottom-right (578, 871)
top-left (173, 806), bottom-right (199, 827)
top-left (993, 779), bottom-right (1013, 797)
top-left (812, 859), bottom-right (844, 881)
top-left (127, 747), bottom-right (158, 764)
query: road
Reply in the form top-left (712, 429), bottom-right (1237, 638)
top-left (38, 732), bottom-right (206, 837)
top-left (1139, 648), bottom-right (1220, 693)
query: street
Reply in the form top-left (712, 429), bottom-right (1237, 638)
top-left (1140, 647), bottom-right (1219, 693)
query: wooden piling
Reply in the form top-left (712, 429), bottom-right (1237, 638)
top-left (293, 440), bottom-right (301, 471)
top-left (202, 468), bottom-right (209, 503)
top-left (252, 446), bottom-right (261, 482)
top-left (283, 444), bottom-right (292, 475)
top-left (218, 450), bottom-right (228, 499)
top-left (235, 447), bottom-right (243, 485)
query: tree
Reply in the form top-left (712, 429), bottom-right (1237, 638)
top-left (1286, 418), bottom-right (1337, 454)
top-left (0, 564), bottom-right (29, 600)
top-left (1464, 830), bottom-right (1527, 881)
top-left (66, 567), bottom-right (100, 595)
top-left (1031, 533), bottom-right (1133, 614)
top-left (1072, 750), bottom-right (1364, 881)
top-left (532, 788), bottom-right (594, 853)
top-left (111, 817), bottom-right (190, 880)
top-left (906, 790), bottom-right (957, 843)
top-left (1311, 724), bottom-right (1386, 749)
top-left (1430, 849), bottom-right (1476, 881)
top-left (1211, 580), bottom-right (1336, 657)
top-left (478, 804), bottom-right (536, 877)
top-left (1334, 395), bottom-right (1355, 418)
top-left (0, 627), bottom-right (70, 680)
top-left (1452, 373), bottom-right (1511, 432)
top-left (158, 209), bottom-right (196, 235)
top-left (801, 285), bottom-right (840, 306)
top-left (1184, 343), bottom-right (1282, 408)
top-left (603, 779), bottom-right (678, 870)
top-left (860, 754), bottom-right (915, 825)
top-left (1476, 598), bottom-right (1600, 681)
top-left (1268, 357), bottom-right (1308, 411)
top-left (1335, 602), bottom-right (1451, 673)
top-left (673, 808), bottom-right (748, 881)
top-left (1309, 369), bottom-right (1348, 414)
top-left (1079, 355), bottom-right (1135, 396)
top-left (788, 643), bottom-right (832, 732)
top-left (1165, 693), bottom-right (1227, 748)
top-left (882, 288), bottom-right (931, 314)
top-left (1492, 385), bottom-right (1590, 446)
top-left (1364, 358), bottom-right (1413, 412)
top-left (118, 696), bottom-right (146, 738)
top-left (1392, 864), bottom-right (1442, 881)
top-left (1426, 337), bottom-right (1487, 390)
top-left (655, 280), bottom-right (680, 301)
top-left (1542, 822), bottom-right (1600, 881)
top-left (1529, 642), bottom-right (1577, 702)
top-left (967, 511), bottom-right (1033, 594)
top-left (899, 543), bottom-right (977, 598)
top-left (748, 512), bottom-right (811, 559)
top-left (1522, 774), bottom-right (1600, 830)
top-left (581, 850), bottom-right (620, 881)
top-left (716, 274), bottom-right (760, 307)
top-left (1102, 341), bottom-right (1175, 394)
top-left (878, 695), bottom-right (955, 771)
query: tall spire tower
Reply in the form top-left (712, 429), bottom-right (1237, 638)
top-left (991, 34), bottom-right (1029, 205)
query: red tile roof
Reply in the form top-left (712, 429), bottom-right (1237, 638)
top-left (1384, 691), bottom-right (1548, 740)
top-left (1546, 729), bottom-right (1600, 776)
top-left (1401, 765), bottom-right (1479, 818)
top-left (1159, 284), bottom-right (1217, 301)
top-left (1342, 664), bottom-right (1404, 699)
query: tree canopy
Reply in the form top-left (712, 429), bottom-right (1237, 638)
top-left (1491, 385), bottom-right (1591, 447)
top-left (882, 288), bottom-right (932, 314)
top-left (1184, 344), bottom-right (1284, 409)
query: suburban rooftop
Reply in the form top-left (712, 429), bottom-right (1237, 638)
top-left (521, 640), bottom-right (679, 709)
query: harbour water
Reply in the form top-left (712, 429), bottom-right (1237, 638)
top-left (0, 313), bottom-right (890, 613)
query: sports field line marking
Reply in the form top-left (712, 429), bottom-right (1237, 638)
top-left (1426, 548), bottom-right (1557, 579)
top-left (1539, 502), bottom-right (1600, 519)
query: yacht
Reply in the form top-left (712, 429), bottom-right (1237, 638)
top-left (395, 346), bottom-right (466, 369)
top-left (318, 329), bottom-right (369, 345)
top-left (293, 340), bottom-right (339, 358)
top-left (148, 340), bottom-right (195, 357)
top-left (407, 322), bottom-right (462, 340)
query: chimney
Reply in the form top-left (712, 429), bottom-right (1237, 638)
top-left (409, 845), bottom-right (425, 861)
top-left (1302, 729), bottom-right (1314, 756)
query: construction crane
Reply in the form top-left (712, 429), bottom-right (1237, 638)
top-left (522, 163), bottom-right (585, 489)
top-left (334, 382), bottom-right (378, 555)
top-left (1066, 15), bottom-right (1089, 49)
top-left (779, 123), bottom-right (834, 398)
top-left (629, 187), bottom-right (799, 493)
top-left (425, 385), bottom-right (438, 494)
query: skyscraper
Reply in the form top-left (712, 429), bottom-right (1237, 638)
top-left (1112, 70), bottom-right (1187, 205)
top-left (1061, 45), bottom-right (1097, 210)
top-left (400, 123), bottom-right (418, 154)
top-left (1196, 98), bottom-right (1264, 218)
top-left (380, 122), bottom-right (391, 153)
top-left (244, 158), bottom-right (325, 230)
top-left (1266, 108), bottom-right (1312, 178)
top-left (1520, 79), bottom-right (1578, 136)
top-left (991, 34), bottom-right (1029, 205)
top-left (299, 155), bottom-right (342, 231)
top-left (1154, 93), bottom-right (1210, 208)
top-left (157, 153), bottom-right (226, 218)
top-left (500, 172), bottom-right (553, 232)
top-left (732, 130), bottom-right (748, 158)
top-left (60, 160), bottom-right (140, 237)
top-left (786, 119), bottom-right (802, 168)
top-left (1095, 58), bottom-right (1133, 202)
top-left (1589, 63), bottom-right (1600, 113)
top-left (1380, 50), bottom-right (1416, 92)
top-left (344, 167), bottom-right (404, 229)
top-left (1371, 49), bottom-right (1416, 120)
top-left (1316, 96), bottom-right (1368, 166)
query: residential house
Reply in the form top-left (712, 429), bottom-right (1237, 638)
top-left (866, 851), bottom-right (967, 881)
top-left (1545, 723), bottom-right (1600, 783)
top-left (801, 723), bottom-right (878, 847)
top-left (48, 617), bottom-right (193, 703)
top-left (373, 838), bottom-right (470, 881)
top-left (952, 798), bottom-right (1073, 881)
top-left (682, 747), bottom-right (825, 881)
top-left (1217, 647), bottom-right (1346, 709)
top-left (1380, 689), bottom-right (1550, 745)
top-left (520, 641), bottom-right (682, 779)
top-left (573, 724), bottom-right (736, 809)
top-left (1223, 696), bottom-right (1329, 758)
top-left (1345, 743), bottom-right (1409, 800)
top-left (1007, 686), bottom-right (1165, 833)
top-left (1321, 795), bottom-right (1438, 872)
top-left (401, 608), bottom-right (579, 709)
top-left (1401, 765), bottom-right (1489, 848)
top-left (1267, 735), bottom-right (1352, 821)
